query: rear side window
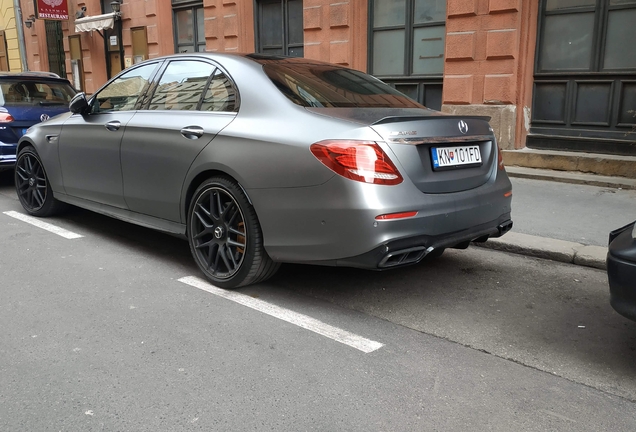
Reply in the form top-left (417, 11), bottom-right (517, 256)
top-left (0, 80), bottom-right (75, 106)
top-left (261, 62), bottom-right (424, 108)
top-left (200, 69), bottom-right (237, 112)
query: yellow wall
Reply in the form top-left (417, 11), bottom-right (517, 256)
top-left (0, 0), bottom-right (22, 71)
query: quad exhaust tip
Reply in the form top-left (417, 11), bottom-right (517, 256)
top-left (379, 246), bottom-right (434, 268)
top-left (498, 221), bottom-right (513, 236)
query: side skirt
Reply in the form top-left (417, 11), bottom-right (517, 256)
top-left (54, 192), bottom-right (187, 237)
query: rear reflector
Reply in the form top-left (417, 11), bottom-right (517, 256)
top-left (375, 211), bottom-right (418, 220)
top-left (310, 140), bottom-right (403, 185)
top-left (504, 191), bottom-right (512, 197)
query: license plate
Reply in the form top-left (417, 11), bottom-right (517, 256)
top-left (431, 145), bottom-right (482, 169)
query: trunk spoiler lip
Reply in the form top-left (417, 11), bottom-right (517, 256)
top-left (384, 134), bottom-right (495, 145)
top-left (372, 114), bottom-right (492, 125)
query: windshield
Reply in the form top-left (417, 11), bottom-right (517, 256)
top-left (0, 80), bottom-right (76, 106)
top-left (259, 60), bottom-right (424, 109)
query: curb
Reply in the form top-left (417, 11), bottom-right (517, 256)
top-left (506, 166), bottom-right (636, 190)
top-left (473, 231), bottom-right (607, 271)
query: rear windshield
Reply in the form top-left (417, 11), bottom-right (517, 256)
top-left (0, 80), bottom-right (76, 107)
top-left (261, 62), bottom-right (424, 109)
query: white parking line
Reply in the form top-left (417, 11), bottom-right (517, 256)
top-left (178, 276), bottom-right (384, 354)
top-left (3, 211), bottom-right (83, 239)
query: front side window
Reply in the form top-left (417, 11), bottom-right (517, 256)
top-left (149, 60), bottom-right (215, 111)
top-left (259, 60), bottom-right (423, 108)
top-left (92, 63), bottom-right (159, 113)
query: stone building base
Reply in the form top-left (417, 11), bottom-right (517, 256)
top-left (442, 104), bottom-right (517, 150)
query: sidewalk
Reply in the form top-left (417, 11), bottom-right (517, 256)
top-left (474, 173), bottom-right (636, 271)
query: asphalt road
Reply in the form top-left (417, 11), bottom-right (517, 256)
top-left (1, 171), bottom-right (636, 431)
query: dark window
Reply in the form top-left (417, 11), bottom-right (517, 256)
top-left (259, 60), bottom-right (424, 108)
top-left (92, 63), bottom-right (159, 113)
top-left (530, 1), bottom-right (636, 155)
top-left (45, 21), bottom-right (65, 77)
top-left (368, 0), bottom-right (445, 110)
top-left (0, 31), bottom-right (9, 71)
top-left (256, 0), bottom-right (304, 57)
top-left (173, 5), bottom-right (205, 53)
top-left (537, 0), bottom-right (636, 73)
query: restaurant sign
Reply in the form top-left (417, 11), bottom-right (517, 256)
top-left (35, 0), bottom-right (70, 20)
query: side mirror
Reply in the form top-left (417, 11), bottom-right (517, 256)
top-left (69, 92), bottom-right (89, 114)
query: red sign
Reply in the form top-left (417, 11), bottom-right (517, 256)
top-left (34, 0), bottom-right (69, 20)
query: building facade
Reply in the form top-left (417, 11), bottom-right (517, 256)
top-left (0, 0), bottom-right (25, 72)
top-left (15, 0), bottom-right (636, 155)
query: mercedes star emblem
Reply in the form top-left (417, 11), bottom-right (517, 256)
top-left (458, 120), bottom-right (469, 134)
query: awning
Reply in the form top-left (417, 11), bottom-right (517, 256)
top-left (74, 12), bottom-right (117, 33)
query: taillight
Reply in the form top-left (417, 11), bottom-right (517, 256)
top-left (497, 145), bottom-right (505, 170)
top-left (310, 140), bottom-right (403, 185)
top-left (0, 112), bottom-right (15, 123)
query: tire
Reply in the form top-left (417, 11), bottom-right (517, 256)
top-left (187, 176), bottom-right (280, 289)
top-left (14, 145), bottom-right (65, 217)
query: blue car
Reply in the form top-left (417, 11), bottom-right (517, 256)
top-left (0, 72), bottom-right (76, 171)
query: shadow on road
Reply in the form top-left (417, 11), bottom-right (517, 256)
top-left (0, 169), bottom-right (13, 186)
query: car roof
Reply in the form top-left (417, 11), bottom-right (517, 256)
top-left (0, 71), bottom-right (60, 78)
top-left (0, 71), bottom-right (73, 83)
top-left (147, 52), bottom-right (340, 69)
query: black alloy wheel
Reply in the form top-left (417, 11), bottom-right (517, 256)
top-left (15, 146), bottom-right (63, 217)
top-left (188, 177), bottom-right (279, 289)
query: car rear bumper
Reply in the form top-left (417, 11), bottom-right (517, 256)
top-left (0, 142), bottom-right (17, 171)
top-left (249, 168), bottom-right (513, 267)
top-left (319, 216), bottom-right (512, 269)
top-left (607, 222), bottom-right (636, 321)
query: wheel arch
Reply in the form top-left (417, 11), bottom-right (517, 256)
top-left (16, 138), bottom-right (37, 156)
top-left (182, 169), bottom-right (253, 224)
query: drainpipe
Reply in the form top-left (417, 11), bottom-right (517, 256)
top-left (14, 0), bottom-right (29, 71)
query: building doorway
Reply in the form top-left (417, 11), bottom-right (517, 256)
top-left (530, 0), bottom-right (636, 155)
top-left (45, 21), bottom-right (65, 77)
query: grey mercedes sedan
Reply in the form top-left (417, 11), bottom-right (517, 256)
top-left (15, 53), bottom-right (512, 288)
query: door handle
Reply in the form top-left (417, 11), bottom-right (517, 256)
top-left (180, 126), bottom-right (204, 139)
top-left (105, 120), bottom-right (121, 131)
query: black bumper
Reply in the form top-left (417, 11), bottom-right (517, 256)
top-left (316, 214), bottom-right (513, 270)
top-left (607, 221), bottom-right (636, 321)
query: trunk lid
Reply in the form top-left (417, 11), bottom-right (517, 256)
top-left (307, 108), bottom-right (497, 194)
